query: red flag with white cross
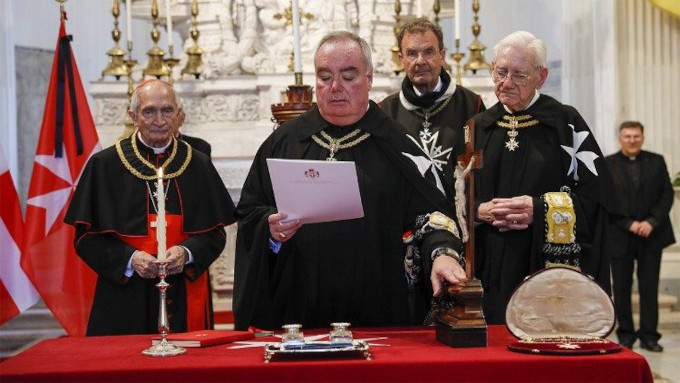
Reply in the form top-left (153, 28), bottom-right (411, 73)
top-left (22, 15), bottom-right (100, 337)
top-left (0, 145), bottom-right (40, 325)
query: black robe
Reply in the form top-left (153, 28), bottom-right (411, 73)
top-left (234, 102), bottom-right (463, 331)
top-left (380, 83), bottom-right (485, 199)
top-left (179, 133), bottom-right (212, 157)
top-left (473, 94), bottom-right (621, 324)
top-left (64, 135), bottom-right (236, 335)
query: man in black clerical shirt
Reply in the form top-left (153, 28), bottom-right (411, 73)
top-left (606, 121), bottom-right (675, 352)
top-left (234, 31), bottom-right (466, 331)
top-left (380, 17), bottom-right (485, 198)
top-left (65, 80), bottom-right (235, 336)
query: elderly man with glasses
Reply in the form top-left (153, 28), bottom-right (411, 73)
top-left (468, 31), bottom-right (621, 324)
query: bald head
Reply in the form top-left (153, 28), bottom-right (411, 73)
top-left (127, 80), bottom-right (181, 148)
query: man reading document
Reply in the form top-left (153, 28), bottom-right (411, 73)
top-left (233, 31), bottom-right (465, 330)
top-left (266, 158), bottom-right (364, 224)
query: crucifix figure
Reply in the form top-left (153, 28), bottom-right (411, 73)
top-left (435, 119), bottom-right (488, 348)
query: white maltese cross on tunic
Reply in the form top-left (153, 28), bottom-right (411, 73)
top-left (401, 131), bottom-right (452, 194)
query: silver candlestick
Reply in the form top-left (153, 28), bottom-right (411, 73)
top-left (142, 262), bottom-right (186, 357)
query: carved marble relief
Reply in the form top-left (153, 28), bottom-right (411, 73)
top-left (129, 0), bottom-right (401, 78)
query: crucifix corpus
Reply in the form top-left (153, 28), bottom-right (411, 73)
top-left (435, 119), bottom-right (488, 348)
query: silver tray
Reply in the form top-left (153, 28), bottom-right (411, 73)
top-left (263, 340), bottom-right (371, 362)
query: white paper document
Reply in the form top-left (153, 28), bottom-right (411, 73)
top-left (266, 159), bottom-right (364, 224)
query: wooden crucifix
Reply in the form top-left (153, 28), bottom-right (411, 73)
top-left (435, 119), bottom-right (488, 348)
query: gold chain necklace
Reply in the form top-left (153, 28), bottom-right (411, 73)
top-left (496, 114), bottom-right (539, 151)
top-left (311, 128), bottom-right (371, 161)
top-left (131, 131), bottom-right (179, 170)
top-left (410, 95), bottom-right (453, 129)
top-left (116, 133), bottom-right (193, 180)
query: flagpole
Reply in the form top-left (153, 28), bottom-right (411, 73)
top-left (25, 4), bottom-right (101, 336)
top-left (56, 0), bottom-right (67, 21)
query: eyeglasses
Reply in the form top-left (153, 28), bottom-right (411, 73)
top-left (491, 69), bottom-right (536, 86)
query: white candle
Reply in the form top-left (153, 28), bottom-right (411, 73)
top-left (454, 0), bottom-right (461, 40)
top-left (156, 167), bottom-right (167, 262)
top-left (126, 0), bottom-right (132, 45)
top-left (166, 0), bottom-right (173, 52)
top-left (292, 0), bottom-right (302, 72)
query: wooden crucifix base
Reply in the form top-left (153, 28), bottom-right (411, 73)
top-left (435, 278), bottom-right (487, 348)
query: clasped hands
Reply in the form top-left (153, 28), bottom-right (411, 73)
top-left (630, 220), bottom-right (653, 238)
top-left (477, 195), bottom-right (533, 232)
top-left (132, 245), bottom-right (188, 279)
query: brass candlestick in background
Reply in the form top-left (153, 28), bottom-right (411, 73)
top-left (451, 39), bottom-right (465, 86)
top-left (102, 0), bottom-right (130, 80)
top-left (143, 0), bottom-right (171, 79)
top-left (390, 0), bottom-right (403, 75)
top-left (164, 56), bottom-right (180, 84)
top-left (120, 58), bottom-right (138, 139)
top-left (432, 0), bottom-right (452, 73)
top-left (181, 0), bottom-right (203, 79)
top-left (463, 0), bottom-right (490, 74)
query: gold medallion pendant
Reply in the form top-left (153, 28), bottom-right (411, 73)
top-left (311, 129), bottom-right (371, 161)
top-left (505, 118), bottom-right (520, 151)
top-left (496, 114), bottom-right (539, 151)
top-left (411, 96), bottom-right (452, 129)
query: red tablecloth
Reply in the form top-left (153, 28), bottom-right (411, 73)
top-left (0, 325), bottom-right (652, 382)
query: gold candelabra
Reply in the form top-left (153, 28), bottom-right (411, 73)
top-left (102, 0), bottom-right (131, 80)
top-left (143, 0), bottom-right (171, 79)
top-left (463, 0), bottom-right (490, 74)
top-left (121, 57), bottom-right (138, 139)
top-left (181, 0), bottom-right (203, 79)
top-left (450, 39), bottom-right (465, 86)
top-left (391, 0), bottom-right (403, 75)
top-left (100, 0), bottom-right (135, 138)
top-left (164, 56), bottom-right (180, 84)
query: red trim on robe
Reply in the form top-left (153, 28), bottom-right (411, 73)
top-left (118, 213), bottom-right (211, 331)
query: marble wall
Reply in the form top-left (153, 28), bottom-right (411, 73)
top-left (14, 47), bottom-right (52, 211)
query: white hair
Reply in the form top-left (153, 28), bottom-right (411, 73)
top-left (493, 31), bottom-right (547, 69)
